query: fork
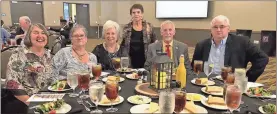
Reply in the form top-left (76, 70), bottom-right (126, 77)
top-left (77, 98), bottom-right (91, 111)
top-left (85, 100), bottom-right (95, 108)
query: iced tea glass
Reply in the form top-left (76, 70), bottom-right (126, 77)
top-left (193, 60), bottom-right (203, 77)
top-left (105, 80), bottom-right (119, 112)
top-left (92, 63), bottom-right (102, 80)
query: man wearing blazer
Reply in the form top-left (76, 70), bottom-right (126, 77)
top-left (192, 15), bottom-right (268, 82)
top-left (144, 20), bottom-right (195, 76)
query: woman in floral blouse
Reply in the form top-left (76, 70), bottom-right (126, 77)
top-left (5, 23), bottom-right (52, 108)
top-left (51, 24), bottom-right (97, 79)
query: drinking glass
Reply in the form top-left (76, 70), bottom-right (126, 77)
top-left (226, 73), bottom-right (235, 84)
top-left (174, 90), bottom-right (186, 114)
top-left (89, 81), bottom-right (105, 113)
top-left (235, 76), bottom-right (248, 105)
top-left (225, 84), bottom-right (242, 113)
top-left (67, 71), bottom-right (79, 97)
top-left (112, 57), bottom-right (121, 71)
top-left (193, 60), bottom-right (203, 78)
top-left (159, 89), bottom-right (175, 113)
top-left (221, 66), bottom-right (232, 82)
top-left (92, 63), bottom-right (102, 80)
top-left (77, 70), bottom-right (90, 99)
top-left (204, 61), bottom-right (214, 80)
top-left (120, 57), bottom-right (129, 75)
top-left (105, 80), bottom-right (119, 112)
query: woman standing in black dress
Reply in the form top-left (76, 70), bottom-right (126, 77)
top-left (121, 4), bottom-right (157, 68)
top-left (92, 20), bottom-right (128, 71)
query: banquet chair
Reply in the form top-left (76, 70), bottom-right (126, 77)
top-left (1, 46), bottom-right (17, 86)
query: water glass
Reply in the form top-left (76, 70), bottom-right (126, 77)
top-left (89, 81), bottom-right (105, 113)
top-left (159, 89), bottom-right (175, 113)
top-left (67, 71), bottom-right (79, 97)
top-left (204, 61), bottom-right (214, 79)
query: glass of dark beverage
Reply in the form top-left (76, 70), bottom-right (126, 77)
top-left (105, 80), bottom-right (119, 112)
top-left (112, 57), bottom-right (121, 71)
top-left (77, 70), bottom-right (90, 99)
top-left (226, 73), bottom-right (235, 84)
top-left (174, 90), bottom-right (186, 114)
top-left (221, 66), bottom-right (232, 82)
top-left (193, 60), bottom-right (203, 77)
top-left (92, 63), bottom-right (102, 80)
top-left (225, 84), bottom-right (242, 113)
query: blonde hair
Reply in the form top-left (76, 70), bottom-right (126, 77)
top-left (102, 20), bottom-right (121, 41)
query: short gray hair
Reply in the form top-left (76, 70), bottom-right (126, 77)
top-left (160, 20), bottom-right (175, 31)
top-left (19, 16), bottom-right (31, 24)
top-left (69, 24), bottom-right (88, 39)
top-left (24, 23), bottom-right (49, 48)
top-left (210, 15), bottom-right (230, 27)
top-left (102, 20), bottom-right (121, 40)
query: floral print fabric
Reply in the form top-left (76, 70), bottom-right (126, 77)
top-left (5, 47), bottom-right (53, 96)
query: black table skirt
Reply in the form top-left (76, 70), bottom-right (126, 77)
top-left (28, 72), bottom-right (274, 114)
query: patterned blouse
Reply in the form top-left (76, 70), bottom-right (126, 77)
top-left (121, 20), bottom-right (157, 59)
top-left (5, 47), bottom-right (53, 96)
top-left (51, 47), bottom-right (97, 80)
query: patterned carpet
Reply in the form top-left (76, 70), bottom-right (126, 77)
top-left (187, 47), bottom-right (276, 92)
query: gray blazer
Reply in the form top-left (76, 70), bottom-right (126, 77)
top-left (144, 40), bottom-right (195, 76)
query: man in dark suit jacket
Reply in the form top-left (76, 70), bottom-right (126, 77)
top-left (192, 15), bottom-right (268, 82)
top-left (145, 20), bottom-right (195, 76)
top-left (15, 16), bottom-right (31, 45)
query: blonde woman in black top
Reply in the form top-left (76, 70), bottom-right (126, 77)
top-left (92, 20), bottom-right (128, 71)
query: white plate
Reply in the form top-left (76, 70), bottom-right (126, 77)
top-left (34, 103), bottom-right (71, 114)
top-left (245, 92), bottom-right (276, 98)
top-left (200, 97), bottom-right (228, 110)
top-left (130, 104), bottom-right (208, 113)
top-left (259, 106), bottom-right (266, 113)
top-left (191, 79), bottom-right (215, 86)
top-left (117, 68), bottom-right (135, 73)
top-left (186, 93), bottom-right (206, 101)
top-left (201, 87), bottom-right (223, 96)
top-left (102, 77), bottom-right (125, 82)
top-left (247, 82), bottom-right (264, 89)
top-left (126, 74), bottom-right (140, 80)
top-left (215, 75), bottom-right (223, 81)
top-left (48, 86), bottom-right (71, 92)
top-left (98, 96), bottom-right (124, 106)
top-left (127, 95), bottom-right (152, 105)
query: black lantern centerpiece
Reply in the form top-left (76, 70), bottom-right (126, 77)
top-left (149, 51), bottom-right (174, 90)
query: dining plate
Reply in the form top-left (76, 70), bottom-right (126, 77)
top-left (126, 73), bottom-right (140, 80)
top-left (127, 95), bottom-right (152, 105)
top-left (98, 95), bottom-right (124, 106)
top-left (34, 103), bottom-right (71, 114)
top-left (200, 97), bottom-right (228, 110)
top-left (191, 79), bottom-right (215, 86)
top-left (102, 77), bottom-right (125, 82)
top-left (201, 86), bottom-right (223, 96)
top-left (186, 93), bottom-right (206, 101)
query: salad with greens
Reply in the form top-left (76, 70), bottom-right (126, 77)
top-left (50, 80), bottom-right (67, 91)
top-left (35, 99), bottom-right (65, 114)
top-left (247, 87), bottom-right (272, 96)
top-left (262, 103), bottom-right (276, 114)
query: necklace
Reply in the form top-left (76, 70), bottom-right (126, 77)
top-left (72, 47), bottom-right (87, 60)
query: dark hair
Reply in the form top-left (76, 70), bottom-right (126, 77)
top-left (60, 19), bottom-right (67, 23)
top-left (129, 4), bottom-right (144, 15)
top-left (1, 20), bottom-right (4, 26)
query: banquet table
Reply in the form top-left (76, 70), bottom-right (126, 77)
top-left (28, 72), bottom-right (275, 114)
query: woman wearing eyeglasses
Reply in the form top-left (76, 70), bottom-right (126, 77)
top-left (51, 24), bottom-right (97, 80)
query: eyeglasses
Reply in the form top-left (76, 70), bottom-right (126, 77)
top-left (72, 34), bottom-right (85, 38)
top-left (212, 25), bottom-right (228, 30)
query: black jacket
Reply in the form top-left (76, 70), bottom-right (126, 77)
top-left (192, 34), bottom-right (269, 82)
